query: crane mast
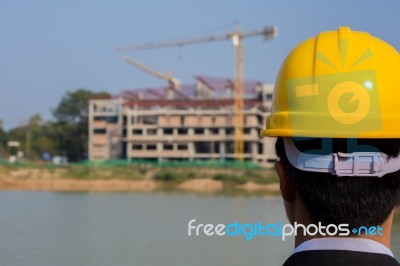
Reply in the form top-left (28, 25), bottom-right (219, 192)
top-left (118, 24), bottom-right (277, 161)
top-left (232, 24), bottom-right (245, 160)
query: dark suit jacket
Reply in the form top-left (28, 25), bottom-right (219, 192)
top-left (283, 250), bottom-right (400, 266)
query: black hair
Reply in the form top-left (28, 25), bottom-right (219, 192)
top-left (275, 137), bottom-right (400, 229)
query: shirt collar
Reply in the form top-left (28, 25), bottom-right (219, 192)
top-left (294, 237), bottom-right (393, 257)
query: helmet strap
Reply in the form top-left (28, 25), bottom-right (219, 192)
top-left (283, 138), bottom-right (400, 177)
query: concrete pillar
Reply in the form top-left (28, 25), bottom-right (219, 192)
top-left (220, 141), bottom-right (226, 160)
top-left (156, 142), bottom-right (162, 163)
top-left (188, 142), bottom-right (195, 161)
top-left (251, 141), bottom-right (258, 163)
top-left (88, 101), bottom-right (94, 160)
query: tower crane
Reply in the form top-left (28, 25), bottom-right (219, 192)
top-left (124, 56), bottom-right (181, 90)
top-left (117, 24), bottom-right (277, 161)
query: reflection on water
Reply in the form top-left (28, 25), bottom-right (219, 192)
top-left (0, 191), bottom-right (399, 266)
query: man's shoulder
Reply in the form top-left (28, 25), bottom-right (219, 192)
top-left (283, 250), bottom-right (400, 266)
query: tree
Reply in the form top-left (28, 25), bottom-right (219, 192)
top-left (53, 89), bottom-right (109, 123)
top-left (0, 118), bottom-right (6, 159)
top-left (24, 114), bottom-right (58, 160)
top-left (29, 114), bottom-right (42, 129)
top-left (52, 89), bottom-right (110, 161)
top-left (4, 114), bottom-right (49, 160)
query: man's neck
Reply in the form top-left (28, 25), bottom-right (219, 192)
top-left (293, 200), bottom-right (393, 249)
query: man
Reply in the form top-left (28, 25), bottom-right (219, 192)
top-left (261, 27), bottom-right (400, 265)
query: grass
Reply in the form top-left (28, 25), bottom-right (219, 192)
top-left (0, 160), bottom-right (279, 185)
top-left (153, 170), bottom-right (201, 182)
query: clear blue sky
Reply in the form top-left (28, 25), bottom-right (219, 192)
top-left (1, 0), bottom-right (399, 129)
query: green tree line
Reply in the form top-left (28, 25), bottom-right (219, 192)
top-left (0, 89), bottom-right (110, 162)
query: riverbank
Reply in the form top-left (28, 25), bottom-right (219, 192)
top-left (0, 164), bottom-right (280, 194)
top-left (0, 177), bottom-right (280, 194)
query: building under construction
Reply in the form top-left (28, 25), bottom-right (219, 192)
top-left (88, 76), bottom-right (277, 167)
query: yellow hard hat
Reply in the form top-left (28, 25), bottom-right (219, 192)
top-left (261, 27), bottom-right (400, 138)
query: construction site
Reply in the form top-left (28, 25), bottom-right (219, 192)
top-left (88, 25), bottom-right (278, 167)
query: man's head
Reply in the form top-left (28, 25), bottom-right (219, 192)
top-left (275, 137), bottom-right (400, 229)
top-left (260, 27), bottom-right (400, 231)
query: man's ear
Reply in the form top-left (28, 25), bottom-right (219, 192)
top-left (275, 161), bottom-right (296, 202)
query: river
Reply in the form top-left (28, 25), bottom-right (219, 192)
top-left (0, 191), bottom-right (399, 266)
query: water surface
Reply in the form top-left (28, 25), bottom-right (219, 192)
top-left (0, 191), bottom-right (399, 266)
